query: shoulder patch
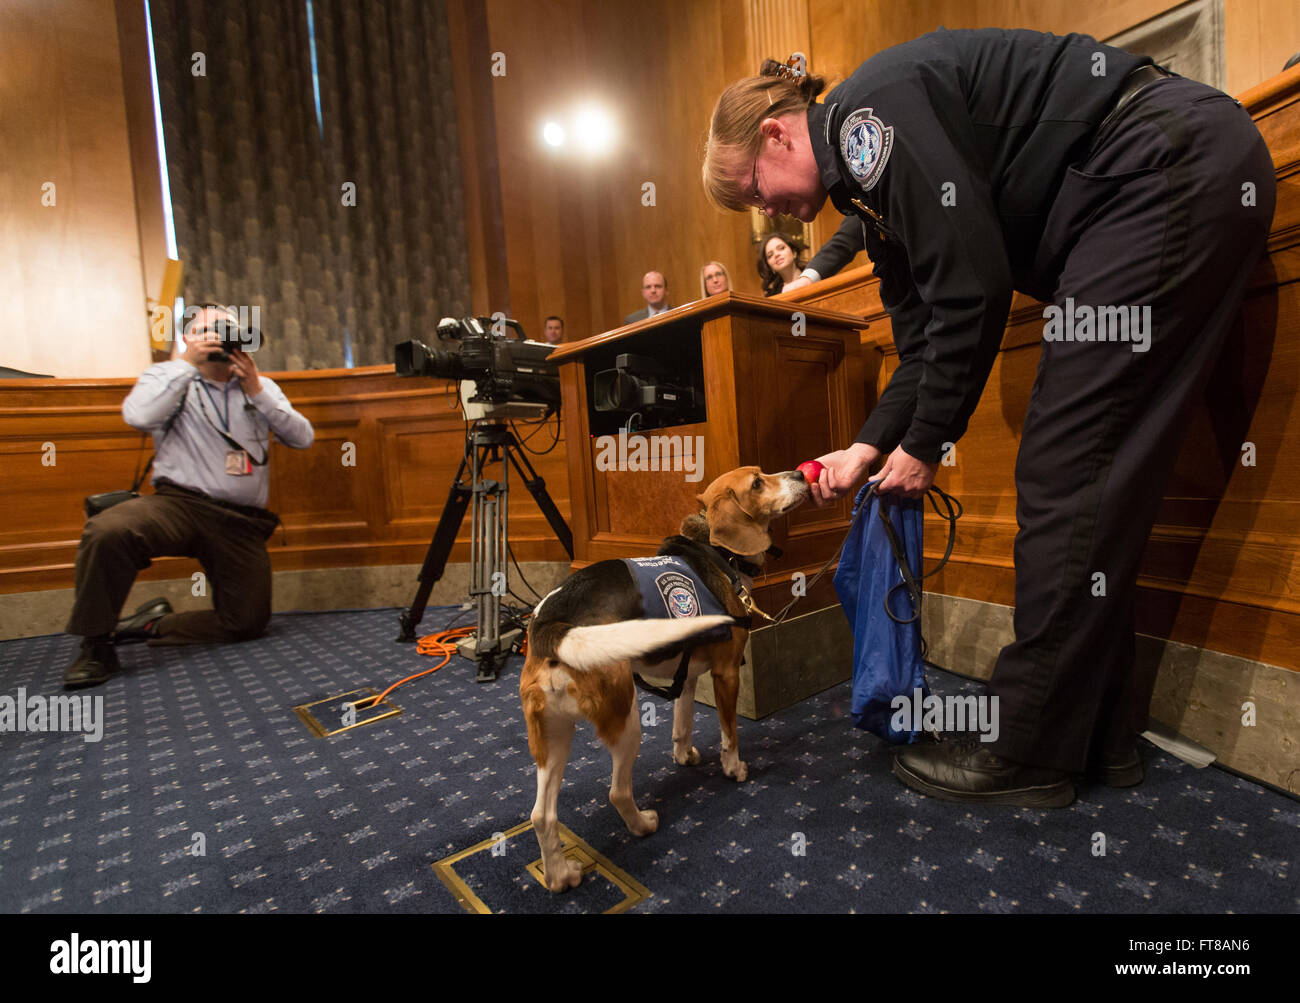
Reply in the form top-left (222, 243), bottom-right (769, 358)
top-left (839, 107), bottom-right (893, 191)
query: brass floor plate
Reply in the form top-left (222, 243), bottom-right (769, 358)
top-left (433, 819), bottom-right (651, 914)
top-left (293, 687), bottom-right (401, 737)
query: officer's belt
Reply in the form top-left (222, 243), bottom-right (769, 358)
top-left (1097, 64), bottom-right (1172, 135)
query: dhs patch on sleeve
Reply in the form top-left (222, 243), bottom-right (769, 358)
top-left (840, 108), bottom-right (893, 191)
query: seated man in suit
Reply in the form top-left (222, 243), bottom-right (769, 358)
top-left (63, 303), bottom-right (315, 689)
top-left (624, 271), bottom-right (672, 323)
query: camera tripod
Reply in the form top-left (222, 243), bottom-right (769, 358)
top-left (396, 416), bottom-right (573, 682)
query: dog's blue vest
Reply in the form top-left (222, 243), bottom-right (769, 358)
top-left (620, 554), bottom-right (744, 700)
top-left (621, 556), bottom-right (734, 645)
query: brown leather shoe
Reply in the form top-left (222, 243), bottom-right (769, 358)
top-left (63, 638), bottom-right (120, 689)
top-left (893, 737), bottom-right (1076, 807)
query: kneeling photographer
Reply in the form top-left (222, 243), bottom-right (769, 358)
top-left (64, 303), bottom-right (315, 689)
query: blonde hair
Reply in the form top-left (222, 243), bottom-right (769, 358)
top-left (702, 59), bottom-right (827, 213)
top-left (699, 261), bottom-right (731, 297)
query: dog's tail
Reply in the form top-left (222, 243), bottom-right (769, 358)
top-left (552, 616), bottom-right (734, 672)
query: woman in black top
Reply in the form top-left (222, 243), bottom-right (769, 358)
top-left (702, 29), bottom-right (1275, 807)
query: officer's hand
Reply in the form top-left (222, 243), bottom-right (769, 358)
top-left (809, 442), bottom-right (880, 507)
top-left (873, 446), bottom-right (938, 499)
top-left (181, 328), bottom-right (227, 368)
top-left (227, 348), bottom-right (262, 396)
top-left (781, 276), bottom-right (813, 294)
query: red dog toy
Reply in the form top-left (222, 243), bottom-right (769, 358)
top-left (797, 460), bottom-right (824, 484)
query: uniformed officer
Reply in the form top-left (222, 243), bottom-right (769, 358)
top-left (702, 29), bottom-right (1276, 807)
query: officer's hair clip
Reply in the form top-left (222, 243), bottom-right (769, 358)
top-left (776, 52), bottom-right (808, 81)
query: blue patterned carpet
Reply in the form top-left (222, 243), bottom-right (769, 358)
top-left (1, 607), bottom-right (1296, 914)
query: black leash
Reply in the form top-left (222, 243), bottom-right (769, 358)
top-left (865, 482), bottom-right (962, 658)
top-left (756, 482), bottom-right (961, 630)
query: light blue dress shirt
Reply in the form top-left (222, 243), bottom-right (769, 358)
top-left (121, 360), bottom-right (314, 508)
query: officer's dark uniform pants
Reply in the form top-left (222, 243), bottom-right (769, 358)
top-left (66, 483), bottom-right (278, 645)
top-left (986, 76), bottom-right (1276, 773)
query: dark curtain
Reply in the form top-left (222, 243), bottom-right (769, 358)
top-left (151, 0), bottom-right (471, 370)
top-left (311, 0), bottom-right (472, 366)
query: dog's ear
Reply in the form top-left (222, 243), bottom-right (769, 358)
top-left (705, 488), bottom-right (771, 557)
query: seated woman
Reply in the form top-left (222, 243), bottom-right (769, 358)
top-left (757, 232), bottom-right (807, 296)
top-left (700, 261), bottom-right (732, 297)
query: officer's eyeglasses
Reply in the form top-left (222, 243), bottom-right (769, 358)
top-left (750, 149), bottom-right (769, 214)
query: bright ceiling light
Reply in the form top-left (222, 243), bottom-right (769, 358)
top-left (573, 106), bottom-right (615, 154)
top-left (542, 121), bottom-right (565, 147)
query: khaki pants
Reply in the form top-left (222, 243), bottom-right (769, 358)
top-left (66, 483), bottom-right (279, 645)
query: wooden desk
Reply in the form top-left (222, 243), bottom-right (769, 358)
top-left (550, 292), bottom-right (868, 611)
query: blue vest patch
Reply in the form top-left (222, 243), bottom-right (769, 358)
top-left (622, 556), bottom-right (734, 645)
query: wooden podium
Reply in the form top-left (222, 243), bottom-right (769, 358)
top-left (547, 293), bottom-right (871, 715)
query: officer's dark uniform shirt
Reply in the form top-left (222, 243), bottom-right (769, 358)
top-left (806, 28), bottom-right (1149, 462)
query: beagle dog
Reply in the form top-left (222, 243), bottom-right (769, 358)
top-left (520, 466), bottom-right (809, 892)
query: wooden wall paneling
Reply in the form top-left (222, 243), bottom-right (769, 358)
top-left (480, 0), bottom-right (792, 345)
top-left (113, 0), bottom-right (168, 362)
top-left (718, 1), bottom-right (764, 300)
top-left (599, 426), bottom-right (708, 543)
top-left (700, 314), bottom-right (743, 478)
top-left (1226, 0), bottom-right (1300, 98)
top-left (0, 0), bottom-right (151, 379)
top-left (447, 0), bottom-right (511, 317)
top-left (0, 367), bottom-right (572, 595)
top-left (1225, 0), bottom-right (1264, 97)
top-left (377, 412), bottom-right (448, 530)
top-left (559, 360), bottom-right (596, 562)
top-left (728, 313), bottom-right (763, 471)
top-left (266, 416), bottom-right (369, 546)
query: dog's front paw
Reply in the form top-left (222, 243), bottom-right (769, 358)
top-left (673, 746), bottom-right (701, 767)
top-left (546, 858), bottom-right (583, 893)
top-left (724, 760), bottom-right (748, 783)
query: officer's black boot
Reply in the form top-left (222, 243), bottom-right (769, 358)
top-left (1084, 745), bottom-right (1145, 788)
top-left (892, 736), bottom-right (1076, 807)
top-left (64, 637), bottom-right (121, 689)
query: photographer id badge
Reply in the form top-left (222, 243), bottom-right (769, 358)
top-left (225, 449), bottom-right (252, 476)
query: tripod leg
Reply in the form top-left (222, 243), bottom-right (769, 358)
top-left (474, 474), bottom-right (503, 682)
top-left (396, 457), bottom-right (472, 642)
top-left (505, 443), bottom-right (574, 559)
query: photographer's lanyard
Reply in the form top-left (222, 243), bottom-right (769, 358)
top-left (199, 380), bottom-right (231, 432)
top-left (195, 379), bottom-right (268, 466)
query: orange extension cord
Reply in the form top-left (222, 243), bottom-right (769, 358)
top-left (355, 619), bottom-right (530, 710)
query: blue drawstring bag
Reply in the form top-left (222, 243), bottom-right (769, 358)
top-left (833, 480), bottom-right (930, 743)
